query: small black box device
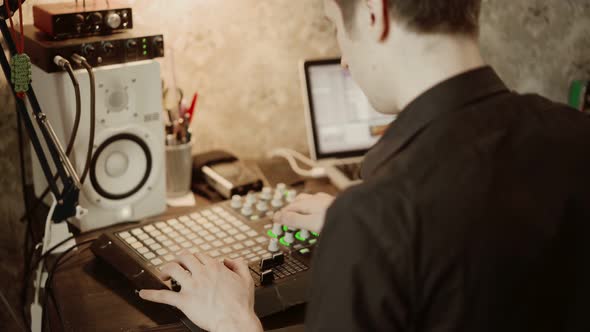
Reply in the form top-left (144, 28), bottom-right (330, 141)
top-left (22, 25), bottom-right (164, 73)
top-left (193, 151), bottom-right (263, 198)
top-left (33, 0), bottom-right (133, 39)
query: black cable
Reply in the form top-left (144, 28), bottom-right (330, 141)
top-left (61, 62), bottom-right (83, 161)
top-left (18, 60), bottom-right (84, 223)
top-left (21, 220), bottom-right (136, 328)
top-left (46, 243), bottom-right (93, 332)
top-left (18, 58), bottom-right (83, 328)
top-left (41, 239), bottom-right (95, 332)
top-left (21, 234), bottom-right (75, 330)
top-left (76, 57), bottom-right (96, 184)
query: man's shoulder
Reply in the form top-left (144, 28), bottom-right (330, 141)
top-left (448, 91), bottom-right (590, 137)
top-left (330, 176), bottom-right (410, 215)
top-left (326, 176), bottom-right (416, 246)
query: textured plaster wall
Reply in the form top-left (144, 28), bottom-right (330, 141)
top-left (1, 0), bottom-right (590, 329)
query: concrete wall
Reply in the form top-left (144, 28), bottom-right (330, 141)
top-left (1, 0), bottom-right (589, 329)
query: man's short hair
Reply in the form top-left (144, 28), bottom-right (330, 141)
top-left (336, 0), bottom-right (481, 36)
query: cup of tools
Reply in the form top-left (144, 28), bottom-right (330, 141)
top-left (165, 138), bottom-right (194, 197)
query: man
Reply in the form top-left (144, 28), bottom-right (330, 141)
top-left (140, 0), bottom-right (590, 331)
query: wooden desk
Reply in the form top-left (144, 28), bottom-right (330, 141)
top-left (44, 179), bottom-right (337, 331)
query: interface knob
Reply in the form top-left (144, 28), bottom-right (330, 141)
top-left (82, 44), bottom-right (96, 56)
top-left (240, 205), bottom-right (253, 217)
top-left (230, 195), bottom-right (242, 209)
top-left (284, 231), bottom-right (295, 244)
top-left (260, 187), bottom-right (272, 200)
top-left (271, 198), bottom-right (283, 208)
top-left (88, 12), bottom-right (103, 25)
top-left (74, 14), bottom-right (85, 25)
top-left (272, 223), bottom-right (283, 237)
top-left (105, 12), bottom-right (122, 29)
top-left (285, 189), bottom-right (297, 203)
top-left (268, 238), bottom-right (280, 252)
top-left (299, 229), bottom-right (310, 241)
top-left (153, 36), bottom-right (164, 53)
top-left (246, 193), bottom-right (257, 205)
top-left (276, 183), bottom-right (287, 195)
top-left (102, 42), bottom-right (115, 54)
top-left (256, 201), bottom-right (268, 212)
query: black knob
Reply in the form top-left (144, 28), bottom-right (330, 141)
top-left (153, 36), bottom-right (164, 49)
top-left (75, 14), bottom-right (85, 25)
top-left (82, 44), bottom-right (96, 56)
top-left (153, 36), bottom-right (164, 56)
top-left (88, 12), bottom-right (103, 25)
top-left (102, 42), bottom-right (115, 54)
top-left (126, 39), bottom-right (138, 49)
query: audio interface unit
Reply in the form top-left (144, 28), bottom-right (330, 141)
top-left (33, 0), bottom-right (133, 39)
top-left (22, 25), bottom-right (164, 73)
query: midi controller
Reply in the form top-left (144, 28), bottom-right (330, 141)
top-left (91, 184), bottom-right (319, 317)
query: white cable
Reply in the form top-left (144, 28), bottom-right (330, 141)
top-left (30, 196), bottom-right (58, 332)
top-left (271, 148), bottom-right (316, 167)
top-left (268, 148), bottom-right (327, 179)
top-left (53, 55), bottom-right (70, 68)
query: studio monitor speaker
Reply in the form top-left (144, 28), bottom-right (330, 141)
top-left (30, 60), bottom-right (166, 231)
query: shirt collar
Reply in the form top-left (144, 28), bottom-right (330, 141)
top-left (361, 66), bottom-right (510, 178)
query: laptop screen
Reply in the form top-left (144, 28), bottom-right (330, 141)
top-left (303, 59), bottom-right (395, 160)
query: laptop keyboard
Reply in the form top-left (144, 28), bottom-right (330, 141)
top-left (335, 162), bottom-right (362, 180)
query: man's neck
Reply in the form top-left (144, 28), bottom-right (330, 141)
top-left (382, 32), bottom-right (486, 112)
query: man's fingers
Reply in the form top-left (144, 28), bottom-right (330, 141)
top-left (139, 289), bottom-right (183, 307)
top-left (161, 263), bottom-right (193, 286)
top-left (223, 258), bottom-right (251, 281)
top-left (275, 211), bottom-right (318, 232)
top-left (194, 252), bottom-right (215, 266)
top-left (175, 252), bottom-right (204, 275)
top-left (294, 193), bottom-right (313, 202)
top-left (280, 199), bottom-right (315, 215)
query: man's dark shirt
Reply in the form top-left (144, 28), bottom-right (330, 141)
top-left (306, 67), bottom-right (590, 332)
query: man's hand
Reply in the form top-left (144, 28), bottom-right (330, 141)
top-left (139, 251), bottom-right (262, 332)
top-left (273, 192), bottom-right (335, 234)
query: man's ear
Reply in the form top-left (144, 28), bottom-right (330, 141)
top-left (367, 0), bottom-right (390, 42)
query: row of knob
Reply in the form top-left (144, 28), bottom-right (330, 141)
top-left (81, 37), bottom-right (164, 57)
top-left (70, 11), bottom-right (130, 30)
top-left (230, 183), bottom-right (297, 217)
top-left (268, 226), bottom-right (312, 252)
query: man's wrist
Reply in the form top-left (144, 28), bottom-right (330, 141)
top-left (214, 310), bottom-right (262, 332)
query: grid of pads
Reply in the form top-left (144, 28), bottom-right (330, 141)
top-left (117, 205), bottom-right (272, 270)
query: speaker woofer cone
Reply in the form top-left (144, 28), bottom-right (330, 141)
top-left (90, 133), bottom-right (152, 200)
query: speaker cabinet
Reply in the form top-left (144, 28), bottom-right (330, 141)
top-left (30, 60), bottom-right (166, 231)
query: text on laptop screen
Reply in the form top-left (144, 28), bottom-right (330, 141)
top-left (308, 63), bottom-right (395, 156)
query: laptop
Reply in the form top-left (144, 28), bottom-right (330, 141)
top-left (299, 58), bottom-right (396, 189)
